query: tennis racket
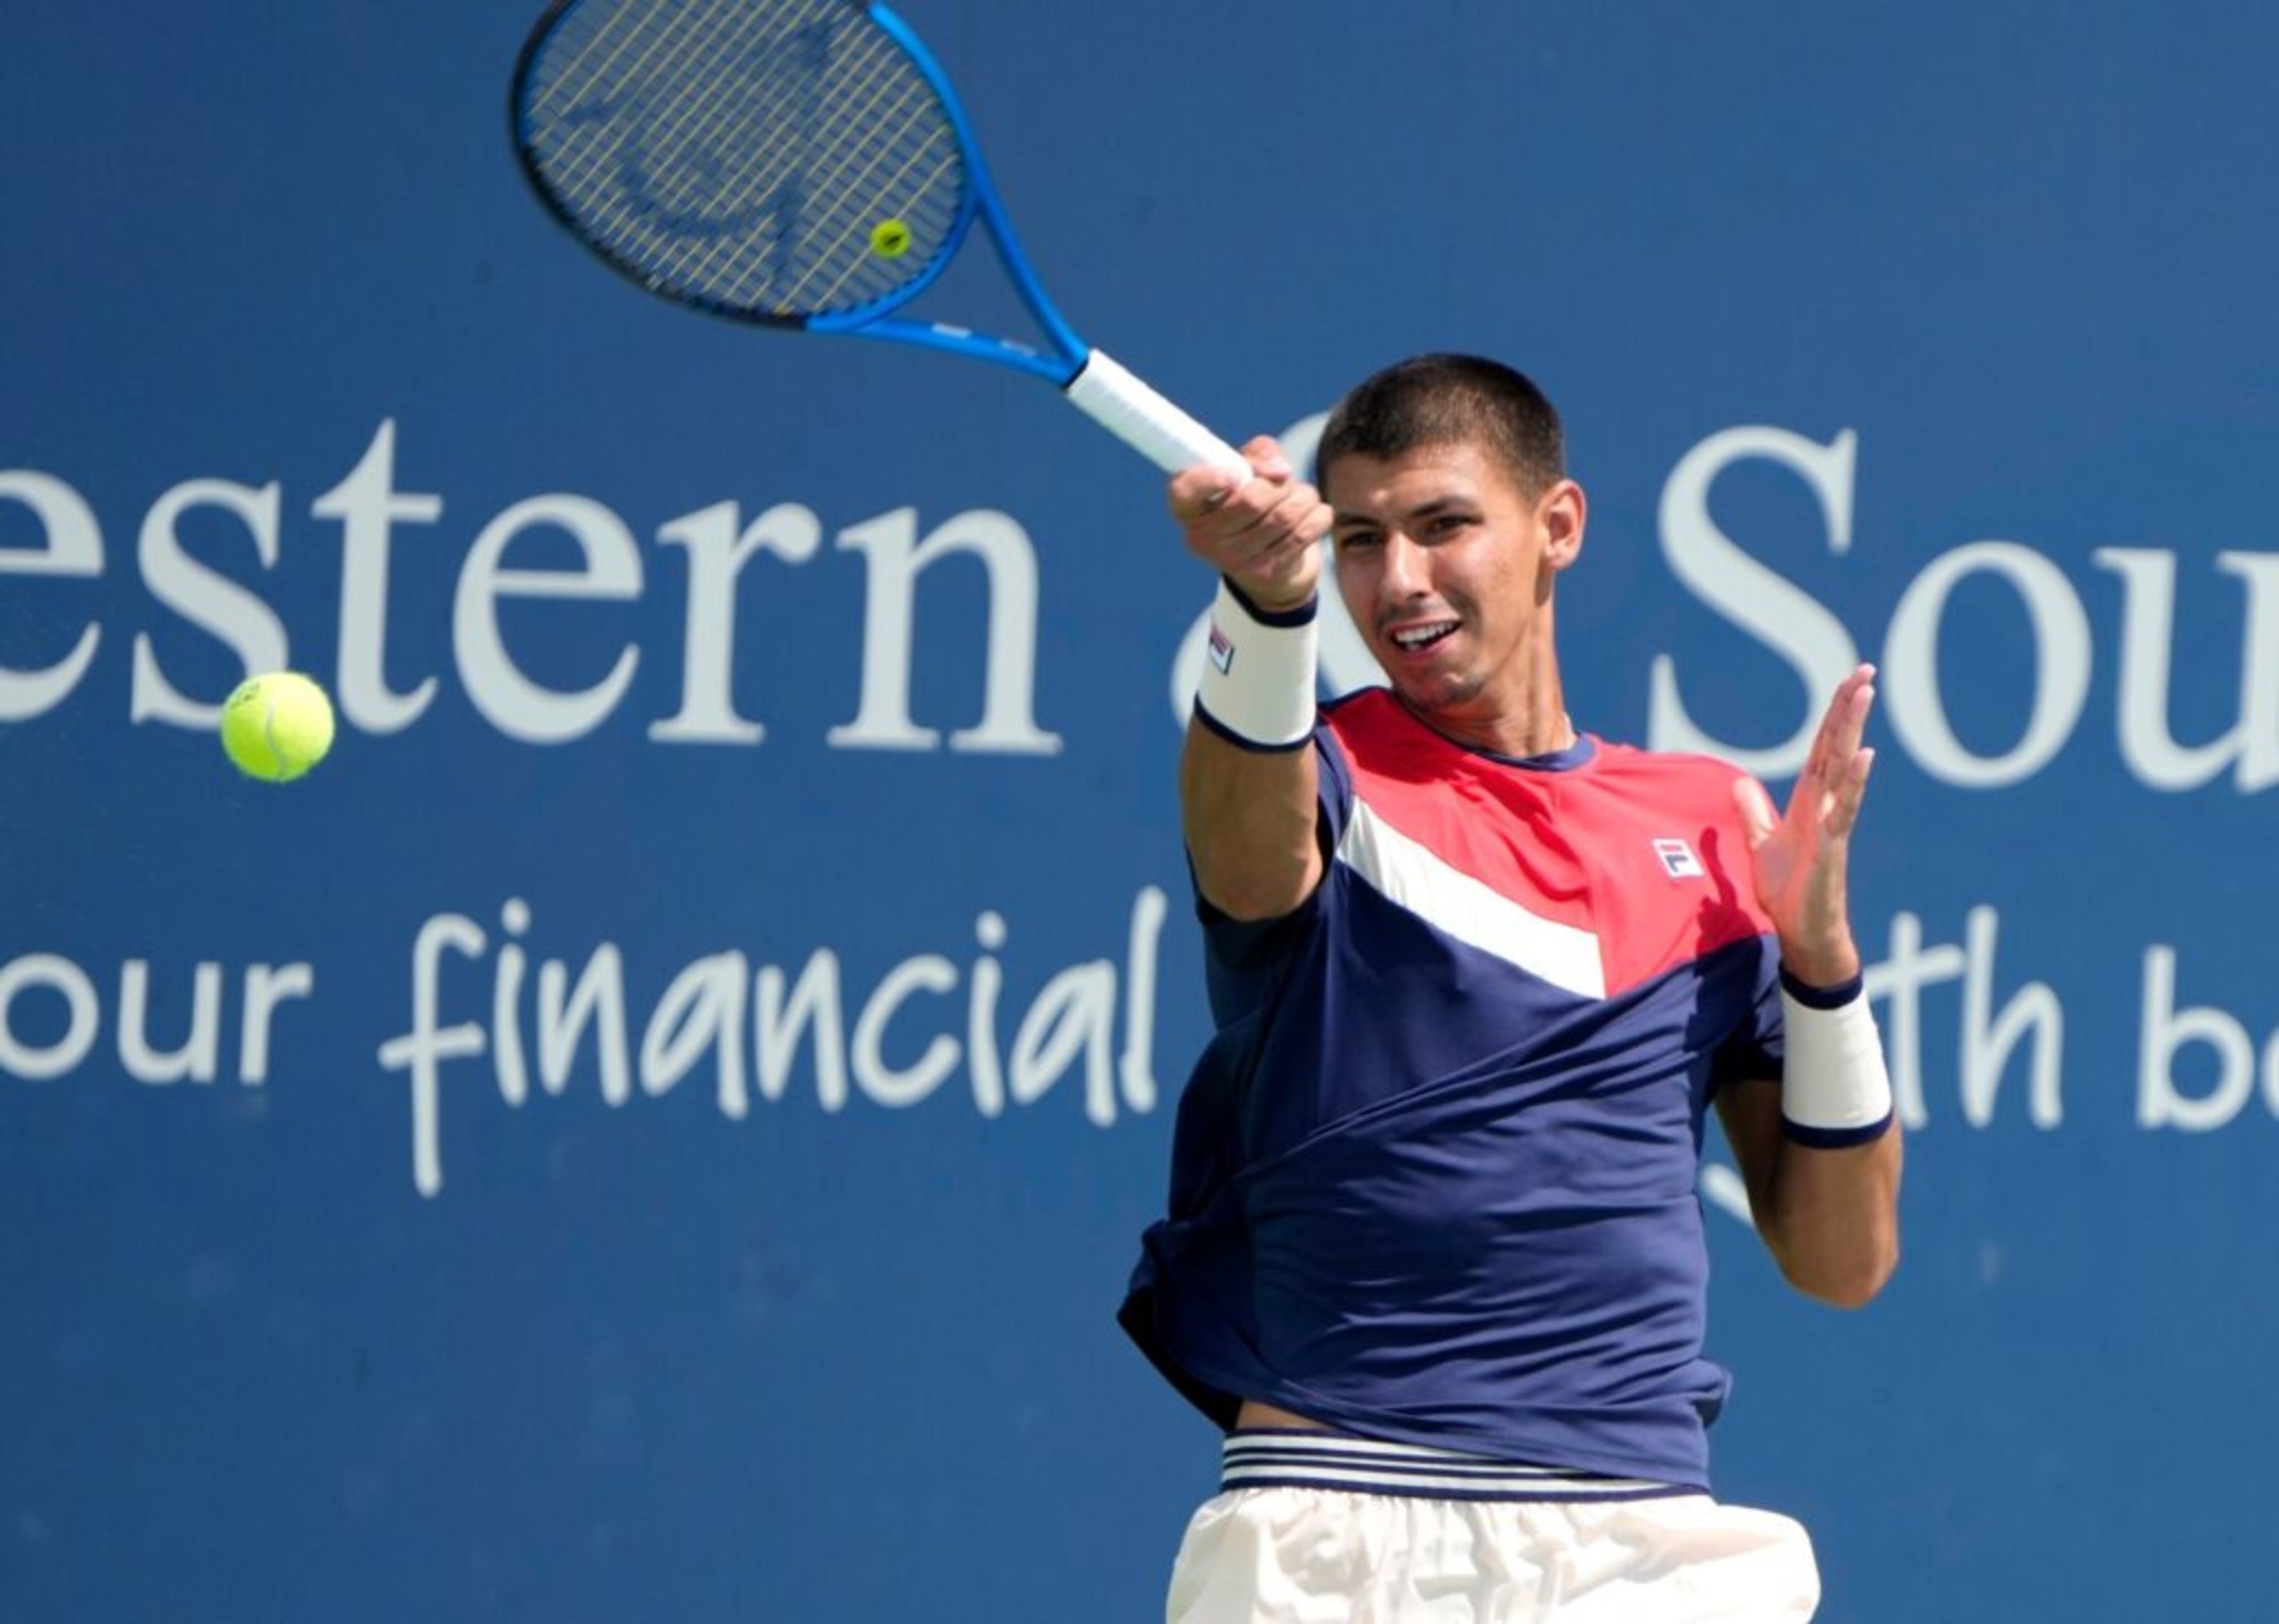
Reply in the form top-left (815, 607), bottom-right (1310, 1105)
top-left (510, 0), bottom-right (1251, 481)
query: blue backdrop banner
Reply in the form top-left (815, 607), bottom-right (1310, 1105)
top-left (5, 4), bottom-right (2275, 1620)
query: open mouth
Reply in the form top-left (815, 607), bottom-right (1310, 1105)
top-left (1388, 620), bottom-right (1459, 654)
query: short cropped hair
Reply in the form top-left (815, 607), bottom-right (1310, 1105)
top-left (1315, 354), bottom-right (1565, 498)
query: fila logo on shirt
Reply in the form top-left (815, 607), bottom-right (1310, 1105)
top-left (1207, 622), bottom-right (1236, 674)
top-left (1653, 838), bottom-right (1705, 879)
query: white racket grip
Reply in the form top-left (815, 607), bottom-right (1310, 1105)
top-left (1065, 349), bottom-right (1252, 480)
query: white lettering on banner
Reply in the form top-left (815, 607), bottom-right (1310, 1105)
top-left (374, 889), bottom-right (1169, 1197)
top-left (0, 421), bottom-right (1059, 755)
top-left (0, 470), bottom-right (104, 716)
top-left (13, 899), bottom-right (2278, 1206)
top-left (829, 509), bottom-right (1058, 754)
top-left (0, 954), bottom-right (315, 1086)
top-left (1647, 427), bottom-right (2279, 790)
top-left (311, 417), bottom-right (440, 732)
top-left (648, 500), bottom-right (820, 745)
top-left (1864, 906), bottom-right (2063, 1130)
top-left (2098, 548), bottom-right (2279, 791)
top-left (9, 416), bottom-right (2278, 790)
top-left (1700, 905), bottom-right (2228, 1232)
top-left (1882, 543), bottom-right (2093, 787)
top-left (454, 494), bottom-right (644, 744)
top-left (2134, 944), bottom-right (2279, 1131)
top-left (1652, 427), bottom-right (1861, 778)
top-left (130, 478), bottom-right (288, 728)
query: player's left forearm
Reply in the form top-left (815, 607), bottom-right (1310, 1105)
top-left (1755, 1126), bottom-right (1903, 1309)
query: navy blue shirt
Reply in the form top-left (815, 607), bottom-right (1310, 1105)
top-left (1120, 691), bottom-right (1786, 1488)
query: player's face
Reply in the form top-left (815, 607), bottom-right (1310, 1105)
top-left (1325, 439), bottom-right (1583, 730)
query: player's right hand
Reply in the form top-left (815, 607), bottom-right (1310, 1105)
top-left (1170, 436), bottom-right (1331, 612)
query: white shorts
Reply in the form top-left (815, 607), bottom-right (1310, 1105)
top-left (1166, 1433), bottom-right (1820, 1624)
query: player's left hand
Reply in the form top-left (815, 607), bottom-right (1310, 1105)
top-left (1733, 663), bottom-right (1877, 988)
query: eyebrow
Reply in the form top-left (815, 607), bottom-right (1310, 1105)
top-left (1331, 495), bottom-right (1473, 532)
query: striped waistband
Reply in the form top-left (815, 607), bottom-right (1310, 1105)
top-left (1220, 1429), bottom-right (1689, 1503)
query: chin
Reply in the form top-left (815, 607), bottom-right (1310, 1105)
top-left (1389, 672), bottom-right (1483, 716)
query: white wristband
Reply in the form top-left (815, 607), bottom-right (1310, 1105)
top-left (1193, 579), bottom-right (1318, 751)
top-left (1779, 976), bottom-right (1894, 1146)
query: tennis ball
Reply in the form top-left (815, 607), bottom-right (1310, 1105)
top-left (220, 672), bottom-right (335, 783)
top-left (870, 218), bottom-right (913, 258)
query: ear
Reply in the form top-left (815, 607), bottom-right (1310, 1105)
top-left (1539, 478), bottom-right (1586, 571)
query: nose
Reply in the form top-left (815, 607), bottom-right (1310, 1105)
top-left (1378, 532), bottom-right (1429, 600)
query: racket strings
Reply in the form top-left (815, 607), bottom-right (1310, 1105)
top-left (536, 0), bottom-right (761, 208)
top-left (665, 20), bottom-right (919, 298)
top-left (520, 0), bottom-right (967, 319)
top-left (540, 0), bottom-right (834, 268)
top-left (614, 5), bottom-right (954, 312)
top-left (769, 52), bottom-right (956, 311)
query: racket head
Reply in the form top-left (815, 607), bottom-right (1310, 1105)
top-left (510, 0), bottom-right (976, 330)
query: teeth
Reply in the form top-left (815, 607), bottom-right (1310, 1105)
top-left (1393, 622), bottom-right (1457, 649)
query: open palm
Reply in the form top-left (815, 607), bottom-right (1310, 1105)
top-left (1732, 664), bottom-right (1879, 988)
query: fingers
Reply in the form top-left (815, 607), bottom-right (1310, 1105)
top-left (1800, 665), bottom-right (1876, 838)
top-left (1824, 745), bottom-right (1876, 838)
top-left (1804, 663), bottom-right (1876, 785)
top-left (1167, 435), bottom-right (1285, 521)
top-left (1169, 435), bottom-right (1331, 606)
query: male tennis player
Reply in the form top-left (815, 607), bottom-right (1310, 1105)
top-left (1119, 355), bottom-right (1902, 1622)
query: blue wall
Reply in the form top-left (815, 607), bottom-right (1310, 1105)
top-left (5, 4), bottom-right (2275, 1619)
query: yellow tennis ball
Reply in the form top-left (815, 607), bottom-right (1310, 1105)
top-left (220, 672), bottom-right (335, 783)
top-left (870, 218), bottom-right (912, 258)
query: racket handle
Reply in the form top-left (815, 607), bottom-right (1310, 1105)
top-left (1065, 349), bottom-right (1253, 481)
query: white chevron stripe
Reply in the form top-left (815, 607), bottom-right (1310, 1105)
top-left (1337, 799), bottom-right (1605, 999)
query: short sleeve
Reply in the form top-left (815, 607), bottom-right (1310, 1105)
top-left (1708, 937), bottom-right (1785, 1095)
top-left (1193, 721), bottom-right (1347, 1028)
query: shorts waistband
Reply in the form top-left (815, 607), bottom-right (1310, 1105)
top-left (1221, 1429), bottom-right (1689, 1503)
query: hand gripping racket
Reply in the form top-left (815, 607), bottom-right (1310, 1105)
top-left (510, 0), bottom-right (1252, 481)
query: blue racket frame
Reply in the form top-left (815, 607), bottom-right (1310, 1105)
top-left (512, 0), bottom-right (1248, 478)
top-left (806, 5), bottom-right (1091, 385)
top-left (510, 0), bottom-right (1093, 385)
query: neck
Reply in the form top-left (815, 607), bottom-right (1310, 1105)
top-left (1401, 626), bottom-right (1573, 757)
top-left (1403, 693), bottom-right (1576, 759)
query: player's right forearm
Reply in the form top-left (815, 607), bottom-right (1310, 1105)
top-left (1181, 724), bottom-right (1324, 921)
